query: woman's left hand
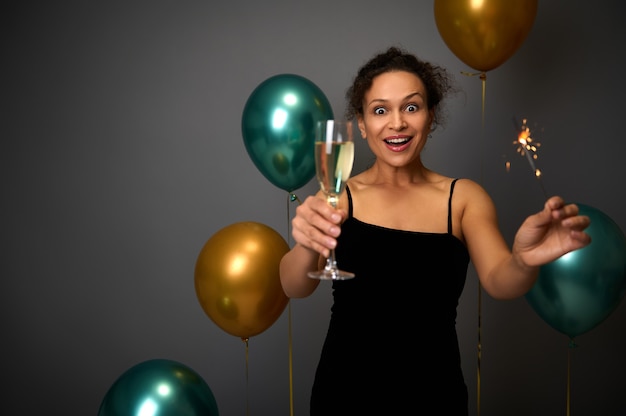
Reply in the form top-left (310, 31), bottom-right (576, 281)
top-left (513, 196), bottom-right (592, 267)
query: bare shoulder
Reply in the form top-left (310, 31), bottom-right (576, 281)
top-left (452, 178), bottom-right (499, 239)
top-left (450, 178), bottom-right (493, 207)
top-left (451, 177), bottom-right (484, 192)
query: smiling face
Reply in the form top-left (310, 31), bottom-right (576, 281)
top-left (358, 70), bottom-right (434, 168)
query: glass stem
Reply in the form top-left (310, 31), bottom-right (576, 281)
top-left (326, 194), bottom-right (340, 272)
top-left (326, 251), bottom-right (337, 270)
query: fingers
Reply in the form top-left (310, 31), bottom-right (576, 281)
top-left (292, 227), bottom-right (333, 258)
top-left (562, 214), bottom-right (591, 235)
top-left (546, 197), bottom-right (592, 248)
top-left (545, 197), bottom-right (582, 222)
top-left (544, 196), bottom-right (567, 217)
top-left (545, 198), bottom-right (590, 231)
top-left (569, 229), bottom-right (592, 247)
top-left (547, 199), bottom-right (589, 229)
top-left (291, 196), bottom-right (344, 257)
top-left (530, 196), bottom-right (563, 227)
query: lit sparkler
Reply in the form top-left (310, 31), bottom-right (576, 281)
top-left (508, 117), bottom-right (548, 198)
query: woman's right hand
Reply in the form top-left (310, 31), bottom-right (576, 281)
top-left (291, 195), bottom-right (346, 259)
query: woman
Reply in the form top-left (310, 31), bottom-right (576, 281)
top-left (279, 46), bottom-right (591, 415)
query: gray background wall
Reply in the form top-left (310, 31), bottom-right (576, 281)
top-left (3, 1), bottom-right (626, 415)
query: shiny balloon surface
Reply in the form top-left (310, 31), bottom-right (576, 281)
top-left (241, 73), bottom-right (334, 192)
top-left (98, 359), bottom-right (219, 416)
top-left (194, 222), bottom-right (289, 339)
top-left (526, 204), bottom-right (626, 338)
top-left (434, 0), bottom-right (538, 72)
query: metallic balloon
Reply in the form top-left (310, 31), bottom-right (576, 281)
top-left (434, 0), bottom-right (538, 72)
top-left (241, 73), bottom-right (334, 192)
top-left (98, 359), bottom-right (219, 416)
top-left (194, 222), bottom-right (289, 339)
top-left (526, 204), bottom-right (626, 338)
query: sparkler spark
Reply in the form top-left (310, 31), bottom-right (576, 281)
top-left (511, 118), bottom-right (542, 177)
top-left (507, 117), bottom-right (548, 198)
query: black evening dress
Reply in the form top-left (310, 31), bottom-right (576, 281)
top-left (310, 179), bottom-right (471, 415)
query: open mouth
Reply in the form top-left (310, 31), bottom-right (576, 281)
top-left (384, 137), bottom-right (411, 146)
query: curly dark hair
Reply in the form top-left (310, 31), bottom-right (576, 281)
top-left (345, 46), bottom-right (456, 132)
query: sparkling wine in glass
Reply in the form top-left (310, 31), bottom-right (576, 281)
top-left (307, 120), bottom-right (355, 280)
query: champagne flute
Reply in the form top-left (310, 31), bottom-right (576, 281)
top-left (307, 120), bottom-right (355, 280)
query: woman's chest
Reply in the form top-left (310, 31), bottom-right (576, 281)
top-left (350, 188), bottom-right (450, 233)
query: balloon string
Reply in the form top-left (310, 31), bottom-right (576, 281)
top-left (460, 71), bottom-right (487, 140)
top-left (567, 344), bottom-right (570, 416)
top-left (242, 337), bottom-right (250, 416)
top-left (462, 69), bottom-right (487, 416)
top-left (288, 300), bottom-right (294, 416)
top-left (567, 338), bottom-right (578, 416)
top-left (478, 71), bottom-right (485, 416)
top-left (477, 281), bottom-right (482, 415)
top-left (286, 192), bottom-right (301, 416)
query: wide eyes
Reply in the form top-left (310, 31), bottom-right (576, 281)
top-left (372, 103), bottom-right (419, 115)
top-left (374, 107), bottom-right (386, 115)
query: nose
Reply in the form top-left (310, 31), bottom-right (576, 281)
top-left (389, 111), bottom-right (406, 130)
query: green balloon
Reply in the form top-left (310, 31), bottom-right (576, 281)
top-left (98, 359), bottom-right (219, 416)
top-left (526, 204), bottom-right (626, 338)
top-left (242, 74), bottom-right (334, 192)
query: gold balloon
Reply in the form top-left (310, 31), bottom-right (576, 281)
top-left (194, 222), bottom-right (289, 339)
top-left (434, 0), bottom-right (538, 72)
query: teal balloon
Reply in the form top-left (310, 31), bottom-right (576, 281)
top-left (526, 204), bottom-right (626, 338)
top-left (98, 359), bottom-right (219, 416)
top-left (241, 74), bottom-right (334, 192)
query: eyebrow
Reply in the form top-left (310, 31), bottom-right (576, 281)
top-left (367, 91), bottom-right (425, 106)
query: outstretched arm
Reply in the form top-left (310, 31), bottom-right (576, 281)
top-left (464, 184), bottom-right (591, 299)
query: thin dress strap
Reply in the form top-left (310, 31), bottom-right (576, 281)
top-left (345, 185), bottom-right (354, 218)
top-left (348, 183), bottom-right (458, 233)
top-left (448, 179), bottom-right (459, 234)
